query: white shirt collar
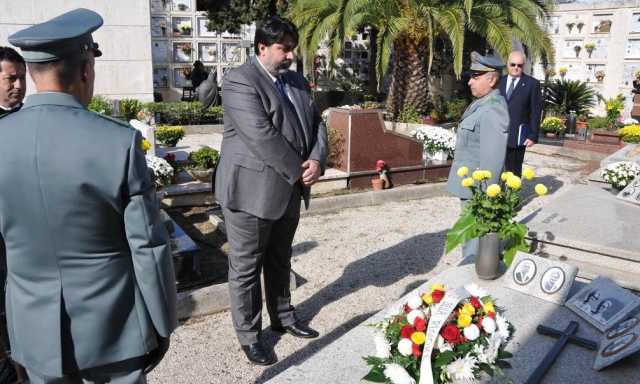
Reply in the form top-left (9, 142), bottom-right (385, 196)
top-left (508, 75), bottom-right (521, 85)
top-left (256, 57), bottom-right (278, 83)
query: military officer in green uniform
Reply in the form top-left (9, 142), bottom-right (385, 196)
top-left (446, 51), bottom-right (509, 260)
top-left (2, 8), bottom-right (177, 383)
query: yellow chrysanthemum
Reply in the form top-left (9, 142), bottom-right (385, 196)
top-left (461, 177), bottom-right (474, 188)
top-left (141, 138), bottom-right (151, 152)
top-left (430, 283), bottom-right (445, 293)
top-left (457, 314), bottom-right (472, 328)
top-left (422, 293), bottom-right (433, 305)
top-left (472, 170), bottom-right (484, 181)
top-left (506, 175), bottom-right (522, 190)
top-left (522, 167), bottom-right (535, 180)
top-left (486, 184), bottom-right (501, 197)
top-left (501, 171), bottom-right (514, 182)
top-left (483, 300), bottom-right (495, 314)
top-left (535, 183), bottom-right (548, 196)
top-left (411, 331), bottom-right (426, 345)
top-left (457, 166), bottom-right (469, 178)
top-left (461, 303), bottom-right (476, 316)
top-left (482, 170), bottom-right (492, 180)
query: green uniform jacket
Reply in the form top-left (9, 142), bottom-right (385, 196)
top-left (0, 93), bottom-right (177, 376)
top-left (446, 89), bottom-right (509, 199)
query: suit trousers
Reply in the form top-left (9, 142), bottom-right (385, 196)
top-left (505, 147), bottom-right (527, 177)
top-left (26, 356), bottom-right (146, 384)
top-left (223, 187), bottom-right (301, 345)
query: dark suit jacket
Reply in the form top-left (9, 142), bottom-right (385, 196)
top-left (499, 74), bottom-right (542, 148)
top-left (215, 57), bottom-right (328, 220)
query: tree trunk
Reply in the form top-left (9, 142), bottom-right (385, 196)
top-left (368, 28), bottom-right (379, 99)
top-left (386, 36), bottom-right (428, 119)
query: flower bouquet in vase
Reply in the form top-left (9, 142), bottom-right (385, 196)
top-left (411, 126), bottom-right (456, 162)
top-left (445, 167), bottom-right (548, 276)
top-left (146, 155), bottom-right (174, 188)
top-left (363, 283), bottom-right (514, 384)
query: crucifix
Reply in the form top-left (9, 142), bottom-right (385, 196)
top-left (524, 321), bottom-right (598, 384)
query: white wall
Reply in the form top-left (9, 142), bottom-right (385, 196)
top-left (0, 0), bottom-right (154, 101)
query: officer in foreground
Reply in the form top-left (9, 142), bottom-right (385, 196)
top-left (3, 8), bottom-right (176, 383)
top-left (446, 51), bottom-right (509, 259)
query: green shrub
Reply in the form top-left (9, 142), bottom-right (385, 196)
top-left (188, 146), bottom-right (220, 169)
top-left (145, 102), bottom-right (223, 125)
top-left (587, 116), bottom-right (609, 130)
top-left (88, 95), bottom-right (113, 116)
top-left (544, 79), bottom-right (596, 116)
top-left (119, 99), bottom-right (143, 121)
top-left (155, 125), bottom-right (185, 147)
top-left (398, 104), bottom-right (422, 124)
top-left (444, 98), bottom-right (468, 122)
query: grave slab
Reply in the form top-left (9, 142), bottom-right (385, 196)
top-left (600, 144), bottom-right (640, 168)
top-left (265, 264), bottom-right (640, 384)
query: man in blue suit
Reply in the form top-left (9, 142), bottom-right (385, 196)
top-left (499, 51), bottom-right (543, 177)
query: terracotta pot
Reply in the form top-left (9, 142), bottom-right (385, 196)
top-left (371, 178), bottom-right (384, 191)
top-left (576, 121), bottom-right (588, 129)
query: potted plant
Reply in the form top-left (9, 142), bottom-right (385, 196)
top-left (596, 20), bottom-right (612, 33)
top-left (155, 125), bottom-right (185, 147)
top-left (372, 160), bottom-right (390, 190)
top-left (541, 116), bottom-right (566, 138)
top-left (163, 153), bottom-right (182, 184)
top-left (411, 125), bottom-right (456, 162)
top-left (574, 45), bottom-right (582, 58)
top-left (145, 155), bottom-right (174, 189)
top-left (566, 22), bottom-right (575, 33)
top-left (601, 161), bottom-right (640, 190)
top-left (187, 146), bottom-right (220, 183)
top-left (618, 124), bottom-right (640, 144)
top-left (576, 115), bottom-right (589, 130)
top-left (558, 67), bottom-right (568, 78)
top-left (445, 167), bottom-right (548, 273)
top-left (577, 21), bottom-right (585, 33)
top-left (177, 20), bottom-right (192, 35)
top-left (595, 70), bottom-right (605, 83)
top-left (585, 42), bottom-right (595, 58)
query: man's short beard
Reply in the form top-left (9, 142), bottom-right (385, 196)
top-left (276, 60), bottom-right (292, 74)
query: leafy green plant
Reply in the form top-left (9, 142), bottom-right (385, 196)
top-left (444, 98), bottom-right (468, 122)
top-left (88, 95), bottom-right (113, 116)
top-left (587, 116), bottom-right (609, 130)
top-left (119, 98), bottom-right (144, 121)
top-left (155, 125), bottom-right (185, 147)
top-left (144, 102), bottom-right (223, 125)
top-left (188, 146), bottom-right (220, 169)
top-left (600, 94), bottom-right (625, 129)
top-left (398, 103), bottom-right (422, 124)
top-left (544, 79), bottom-right (596, 116)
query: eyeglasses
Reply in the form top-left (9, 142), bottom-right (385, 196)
top-left (510, 63), bottom-right (524, 68)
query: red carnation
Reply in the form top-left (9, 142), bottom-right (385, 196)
top-left (470, 296), bottom-right (482, 309)
top-left (441, 324), bottom-right (460, 342)
top-left (400, 325), bottom-right (415, 339)
top-left (164, 153), bottom-right (176, 162)
top-left (414, 317), bottom-right (427, 332)
top-left (403, 304), bottom-right (412, 313)
top-left (412, 342), bottom-right (422, 358)
top-left (432, 290), bottom-right (445, 304)
top-left (487, 311), bottom-right (496, 318)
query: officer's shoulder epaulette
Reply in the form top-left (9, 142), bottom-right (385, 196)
top-left (92, 111), bottom-right (134, 129)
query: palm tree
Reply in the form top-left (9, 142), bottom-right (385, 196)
top-left (544, 79), bottom-right (596, 117)
top-left (290, 0), bottom-right (555, 118)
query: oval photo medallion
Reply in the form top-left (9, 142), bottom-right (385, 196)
top-left (540, 267), bottom-right (565, 294)
top-left (601, 333), bottom-right (638, 357)
top-left (607, 317), bottom-right (640, 340)
top-left (513, 259), bottom-right (536, 286)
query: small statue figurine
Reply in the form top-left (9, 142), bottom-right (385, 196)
top-left (375, 160), bottom-right (391, 189)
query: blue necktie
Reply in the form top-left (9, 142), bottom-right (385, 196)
top-left (506, 78), bottom-right (516, 100)
top-left (275, 77), bottom-right (306, 155)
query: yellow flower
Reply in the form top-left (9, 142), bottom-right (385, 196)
top-left (430, 283), bottom-right (445, 293)
top-left (501, 171), bottom-right (514, 182)
top-left (457, 314), bottom-right (472, 328)
top-left (486, 184), bottom-right (501, 197)
top-left (482, 170), bottom-right (492, 180)
top-left (535, 183), bottom-right (548, 196)
top-left (422, 293), bottom-right (433, 305)
top-left (461, 177), bottom-right (474, 188)
top-left (141, 138), bottom-right (151, 153)
top-left (483, 300), bottom-right (495, 314)
top-left (411, 331), bottom-right (426, 345)
top-left (506, 175), bottom-right (522, 190)
top-left (472, 170), bottom-right (484, 181)
top-left (461, 303), bottom-right (476, 316)
top-left (457, 166), bottom-right (469, 178)
top-left (522, 167), bottom-right (535, 180)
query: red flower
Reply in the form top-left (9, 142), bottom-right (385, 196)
top-left (414, 317), bottom-right (427, 332)
top-left (164, 153), bottom-right (176, 162)
top-left (431, 290), bottom-right (445, 303)
top-left (487, 311), bottom-right (496, 318)
top-left (441, 324), bottom-right (460, 342)
top-left (470, 296), bottom-right (482, 309)
top-left (375, 160), bottom-right (386, 172)
top-left (400, 325), bottom-right (415, 339)
top-left (412, 342), bottom-right (422, 358)
top-left (403, 304), bottom-right (411, 314)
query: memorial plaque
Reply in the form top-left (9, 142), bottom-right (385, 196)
top-left (616, 176), bottom-right (640, 206)
top-left (566, 277), bottom-right (640, 332)
top-left (594, 314), bottom-right (640, 370)
top-left (502, 252), bottom-right (578, 305)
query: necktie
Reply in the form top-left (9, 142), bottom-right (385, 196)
top-left (506, 78), bottom-right (516, 100)
top-left (275, 77), bottom-right (306, 155)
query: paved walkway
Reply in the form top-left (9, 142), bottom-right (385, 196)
top-left (147, 150), bottom-right (593, 384)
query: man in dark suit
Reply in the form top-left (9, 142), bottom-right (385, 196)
top-left (215, 16), bottom-right (328, 365)
top-left (499, 51), bottom-right (543, 177)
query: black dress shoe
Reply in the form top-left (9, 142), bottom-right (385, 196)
top-left (241, 342), bottom-right (277, 366)
top-left (272, 322), bottom-right (319, 339)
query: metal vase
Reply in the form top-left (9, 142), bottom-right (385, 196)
top-left (476, 232), bottom-right (501, 280)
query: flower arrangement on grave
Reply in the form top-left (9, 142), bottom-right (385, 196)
top-left (601, 161), bottom-right (640, 190)
top-left (595, 70), bottom-right (605, 82)
top-left (566, 22), bottom-right (575, 33)
top-left (445, 167), bottom-right (548, 266)
top-left (577, 21), bottom-right (585, 33)
top-left (363, 283), bottom-right (514, 384)
top-left (411, 126), bottom-right (456, 158)
top-left (156, 125), bottom-right (185, 147)
top-left (177, 20), bottom-right (192, 34)
top-left (375, 160), bottom-right (391, 189)
top-left (558, 67), bottom-right (568, 77)
top-left (540, 116), bottom-right (566, 134)
top-left (573, 45), bottom-right (582, 58)
top-left (145, 155), bottom-right (174, 187)
top-left (136, 108), bottom-right (153, 125)
top-left (603, 94), bottom-right (625, 129)
top-left (618, 124), bottom-right (640, 143)
top-left (584, 42), bottom-right (595, 58)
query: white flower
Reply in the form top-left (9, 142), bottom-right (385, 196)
top-left (397, 338), bottom-right (414, 356)
top-left (464, 283), bottom-right (488, 298)
top-left (495, 314), bottom-right (511, 339)
top-left (412, 125), bottom-right (456, 154)
top-left (146, 155), bottom-right (174, 186)
top-left (406, 309), bottom-right (425, 325)
top-left (436, 335), bottom-right (453, 352)
top-left (383, 363), bottom-right (416, 384)
top-left (482, 317), bottom-right (496, 334)
top-left (407, 295), bottom-right (423, 310)
top-left (484, 333), bottom-right (503, 364)
top-left (374, 331), bottom-right (391, 358)
top-left (463, 324), bottom-right (480, 341)
top-left (445, 355), bottom-right (478, 384)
